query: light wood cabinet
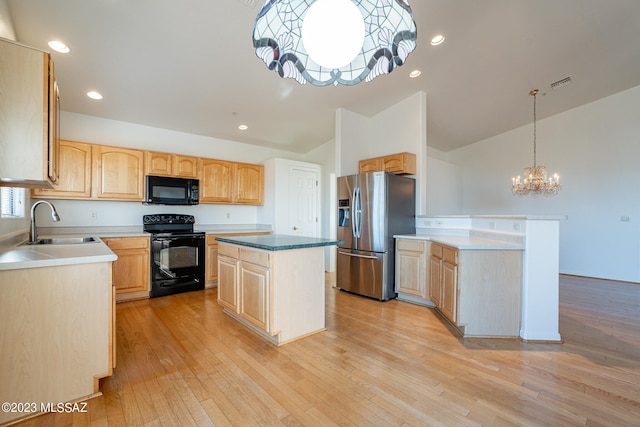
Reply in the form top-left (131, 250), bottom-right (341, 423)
top-left (217, 243), bottom-right (239, 311)
top-left (93, 145), bottom-right (145, 200)
top-left (441, 247), bottom-right (458, 323)
top-left (429, 242), bottom-right (522, 337)
top-left (103, 236), bottom-right (150, 302)
top-left (0, 262), bottom-right (113, 425)
top-left (200, 159), bottom-right (234, 203)
top-left (0, 38), bottom-right (59, 189)
top-left (235, 163), bottom-right (264, 205)
top-left (217, 243), bottom-right (271, 333)
top-left (200, 159), bottom-right (264, 205)
top-left (33, 140), bottom-right (92, 199)
top-left (358, 152), bottom-right (416, 175)
top-left (145, 151), bottom-right (198, 178)
top-left (395, 238), bottom-right (430, 300)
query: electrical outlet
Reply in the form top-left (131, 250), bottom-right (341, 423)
top-left (489, 222), bottom-right (496, 230)
top-left (226, 212), bottom-right (231, 219)
top-left (435, 220), bottom-right (444, 227)
top-left (621, 215), bottom-right (631, 222)
top-left (90, 211), bottom-right (97, 220)
top-left (425, 220), bottom-right (432, 226)
top-left (513, 223), bottom-right (521, 231)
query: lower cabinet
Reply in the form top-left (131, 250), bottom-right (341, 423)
top-left (395, 238), bottom-right (431, 302)
top-left (102, 236), bottom-right (150, 302)
top-left (217, 243), bottom-right (271, 334)
top-left (429, 242), bottom-right (522, 337)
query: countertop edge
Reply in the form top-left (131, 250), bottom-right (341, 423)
top-left (394, 234), bottom-right (524, 250)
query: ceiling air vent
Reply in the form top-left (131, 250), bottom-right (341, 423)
top-left (550, 76), bottom-right (572, 90)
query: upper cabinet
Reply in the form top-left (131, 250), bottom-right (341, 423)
top-left (200, 160), bottom-right (264, 205)
top-left (145, 151), bottom-right (198, 178)
top-left (0, 38), bottom-right (60, 188)
top-left (235, 163), bottom-right (264, 205)
top-left (359, 152), bottom-right (416, 175)
top-left (92, 145), bottom-right (145, 200)
top-left (33, 140), bottom-right (92, 199)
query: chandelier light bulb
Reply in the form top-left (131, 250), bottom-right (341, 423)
top-left (301, 0), bottom-right (365, 69)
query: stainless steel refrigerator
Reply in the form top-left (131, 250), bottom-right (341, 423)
top-left (336, 172), bottom-right (416, 300)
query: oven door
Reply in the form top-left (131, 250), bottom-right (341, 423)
top-left (150, 233), bottom-right (205, 297)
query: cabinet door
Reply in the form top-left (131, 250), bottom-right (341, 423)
top-left (383, 153), bottom-right (416, 175)
top-left (395, 240), bottom-right (427, 298)
top-left (441, 261), bottom-right (458, 323)
top-left (206, 235), bottom-right (219, 283)
top-left (93, 145), bottom-right (145, 200)
top-left (429, 255), bottom-right (442, 308)
top-left (0, 40), bottom-right (57, 188)
top-left (239, 262), bottom-right (270, 332)
top-left (173, 155), bottom-right (198, 178)
top-left (200, 159), bottom-right (234, 203)
top-left (103, 237), bottom-right (150, 301)
top-left (145, 151), bottom-right (172, 176)
top-left (359, 157), bottom-right (381, 173)
top-left (33, 140), bottom-right (92, 199)
top-left (235, 163), bottom-right (264, 205)
top-left (217, 255), bottom-right (239, 311)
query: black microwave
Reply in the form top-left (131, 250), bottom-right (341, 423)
top-left (145, 175), bottom-right (199, 205)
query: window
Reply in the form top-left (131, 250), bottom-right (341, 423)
top-left (0, 187), bottom-right (26, 218)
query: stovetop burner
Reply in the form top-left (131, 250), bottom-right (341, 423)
top-left (143, 214), bottom-right (197, 234)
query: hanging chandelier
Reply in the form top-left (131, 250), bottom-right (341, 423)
top-left (511, 89), bottom-right (561, 196)
top-left (252, 0), bottom-right (417, 86)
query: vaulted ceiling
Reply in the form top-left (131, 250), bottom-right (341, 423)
top-left (6, 0), bottom-right (640, 153)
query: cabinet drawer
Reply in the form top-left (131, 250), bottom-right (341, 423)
top-left (397, 239), bottom-right (426, 252)
top-left (443, 246), bottom-right (458, 264)
top-left (218, 243), bottom-right (239, 259)
top-left (240, 248), bottom-right (270, 268)
top-left (103, 236), bottom-right (149, 250)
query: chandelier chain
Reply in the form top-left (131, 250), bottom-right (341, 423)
top-left (531, 89), bottom-right (538, 168)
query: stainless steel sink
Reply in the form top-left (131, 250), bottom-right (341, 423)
top-left (25, 236), bottom-right (99, 245)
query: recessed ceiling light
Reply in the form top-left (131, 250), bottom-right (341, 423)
top-left (430, 34), bottom-right (445, 46)
top-left (238, 124), bottom-right (248, 131)
top-left (87, 91), bottom-right (103, 100)
top-left (409, 70), bottom-right (422, 78)
top-left (48, 40), bottom-right (70, 53)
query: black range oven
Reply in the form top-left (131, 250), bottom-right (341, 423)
top-left (143, 214), bottom-right (205, 298)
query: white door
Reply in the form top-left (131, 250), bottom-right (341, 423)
top-left (289, 167), bottom-right (320, 237)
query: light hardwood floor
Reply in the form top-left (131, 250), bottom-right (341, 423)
top-left (15, 275), bottom-right (640, 426)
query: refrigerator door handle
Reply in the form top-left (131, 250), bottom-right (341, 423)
top-left (354, 187), bottom-right (362, 238)
top-left (351, 187), bottom-right (360, 237)
top-left (338, 250), bottom-right (379, 260)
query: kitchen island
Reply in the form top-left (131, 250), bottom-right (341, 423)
top-left (215, 235), bottom-right (342, 346)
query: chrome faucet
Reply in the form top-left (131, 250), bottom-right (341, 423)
top-left (30, 200), bottom-right (61, 243)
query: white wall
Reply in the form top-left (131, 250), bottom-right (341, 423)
top-left (336, 92), bottom-right (428, 214)
top-left (0, 0), bottom-right (15, 40)
top-left (448, 85), bottom-right (640, 282)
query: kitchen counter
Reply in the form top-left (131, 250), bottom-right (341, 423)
top-left (215, 234), bottom-right (343, 251)
top-left (394, 234), bottom-right (523, 250)
top-left (0, 237), bottom-right (117, 271)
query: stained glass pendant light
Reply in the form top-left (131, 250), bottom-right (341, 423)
top-left (253, 0), bottom-right (418, 86)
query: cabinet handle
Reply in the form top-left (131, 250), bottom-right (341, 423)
top-left (293, 226), bottom-right (298, 230)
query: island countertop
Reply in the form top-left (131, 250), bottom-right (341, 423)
top-left (215, 234), bottom-right (343, 251)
